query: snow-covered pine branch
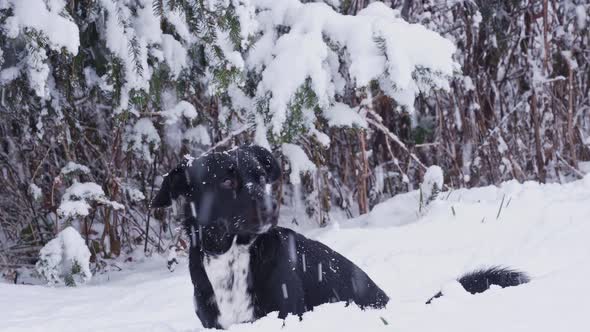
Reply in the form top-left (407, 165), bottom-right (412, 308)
top-left (0, 0), bottom-right (455, 168)
top-left (217, 0), bottom-right (456, 145)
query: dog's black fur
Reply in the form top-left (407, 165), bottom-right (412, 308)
top-left (153, 145), bottom-right (530, 328)
top-left (152, 145), bottom-right (389, 329)
top-left (425, 266), bottom-right (530, 304)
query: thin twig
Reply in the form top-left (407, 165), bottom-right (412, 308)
top-left (144, 155), bottom-right (158, 253)
top-left (496, 194), bottom-right (506, 220)
top-left (365, 113), bottom-right (427, 170)
top-left (30, 144), bottom-right (53, 182)
top-left (365, 110), bottom-right (452, 190)
top-left (201, 123), bottom-right (254, 156)
top-left (555, 152), bottom-right (584, 179)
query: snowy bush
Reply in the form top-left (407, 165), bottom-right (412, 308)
top-left (420, 165), bottom-right (444, 211)
top-left (1, 0), bottom-right (455, 160)
top-left (0, 0), bottom-right (455, 229)
top-left (57, 182), bottom-right (124, 219)
top-left (60, 162), bottom-right (91, 176)
top-left (35, 227), bottom-right (92, 286)
top-left (231, 1), bottom-right (456, 140)
top-left (2, 0), bottom-right (587, 265)
top-left (28, 183), bottom-right (42, 201)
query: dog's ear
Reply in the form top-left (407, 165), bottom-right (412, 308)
top-left (151, 165), bottom-right (190, 208)
top-left (242, 145), bottom-right (281, 182)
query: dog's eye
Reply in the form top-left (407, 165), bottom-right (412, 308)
top-left (221, 178), bottom-right (234, 189)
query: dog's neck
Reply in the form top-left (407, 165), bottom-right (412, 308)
top-left (187, 222), bottom-right (255, 255)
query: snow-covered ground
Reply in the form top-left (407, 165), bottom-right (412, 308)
top-left (3, 176), bottom-right (590, 332)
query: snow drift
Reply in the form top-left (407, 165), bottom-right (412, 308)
top-left (3, 175), bottom-right (590, 331)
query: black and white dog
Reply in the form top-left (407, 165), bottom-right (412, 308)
top-left (151, 145), bottom-right (529, 329)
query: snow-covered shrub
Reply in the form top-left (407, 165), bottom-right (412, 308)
top-left (5, 0), bottom-right (584, 263)
top-left (28, 183), bottom-right (42, 201)
top-left (35, 227), bottom-right (92, 286)
top-left (208, 0), bottom-right (456, 149)
top-left (57, 182), bottom-right (124, 219)
top-left (420, 165), bottom-right (444, 211)
top-left (60, 162), bottom-right (91, 176)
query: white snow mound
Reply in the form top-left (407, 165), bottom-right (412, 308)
top-left (35, 226), bottom-right (92, 286)
top-left (2, 176), bottom-right (590, 331)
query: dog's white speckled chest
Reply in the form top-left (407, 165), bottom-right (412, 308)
top-left (203, 238), bottom-right (254, 328)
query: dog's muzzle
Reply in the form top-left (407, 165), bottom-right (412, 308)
top-left (256, 198), bottom-right (279, 226)
top-left (256, 195), bottom-right (279, 232)
top-left (245, 182), bottom-right (279, 232)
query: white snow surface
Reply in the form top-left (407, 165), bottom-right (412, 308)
top-left (3, 176), bottom-right (590, 331)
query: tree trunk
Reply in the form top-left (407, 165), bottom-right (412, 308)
top-left (401, 0), bottom-right (413, 20)
top-left (357, 130), bottom-right (369, 215)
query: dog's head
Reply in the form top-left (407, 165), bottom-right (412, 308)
top-left (151, 145), bottom-right (281, 235)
